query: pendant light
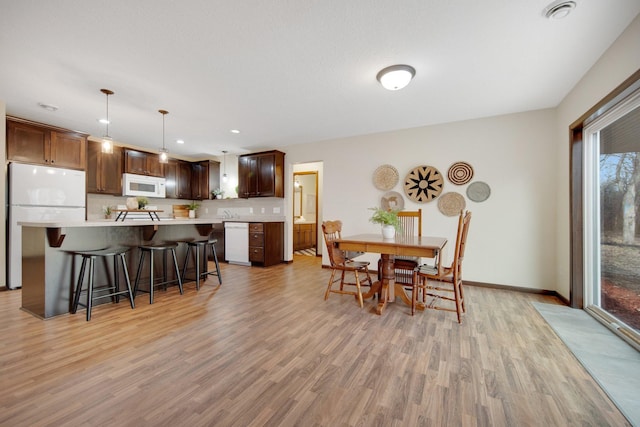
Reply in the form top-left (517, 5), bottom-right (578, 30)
top-left (100, 89), bottom-right (114, 153)
top-left (158, 109), bottom-right (169, 164)
top-left (222, 150), bottom-right (228, 182)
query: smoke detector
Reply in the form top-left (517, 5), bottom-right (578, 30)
top-left (544, 1), bottom-right (576, 19)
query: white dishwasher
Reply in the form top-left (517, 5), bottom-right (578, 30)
top-left (224, 222), bottom-right (250, 266)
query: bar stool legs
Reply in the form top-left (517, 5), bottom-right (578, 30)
top-left (181, 239), bottom-right (222, 290)
top-left (134, 243), bottom-right (184, 304)
top-left (71, 247), bottom-right (135, 321)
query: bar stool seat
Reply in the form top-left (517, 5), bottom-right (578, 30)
top-left (71, 246), bottom-right (135, 321)
top-left (181, 238), bottom-right (222, 290)
top-left (134, 242), bottom-right (184, 304)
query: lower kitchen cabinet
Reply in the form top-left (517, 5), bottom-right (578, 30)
top-left (248, 222), bottom-right (284, 267)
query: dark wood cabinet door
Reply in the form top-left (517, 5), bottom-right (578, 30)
top-left (50, 131), bottom-right (86, 169)
top-left (190, 161), bottom-right (209, 200)
top-left (146, 154), bottom-right (164, 177)
top-left (87, 141), bottom-right (122, 194)
top-left (124, 150), bottom-right (147, 175)
top-left (164, 160), bottom-right (179, 199)
top-left (177, 161), bottom-right (192, 199)
top-left (238, 150), bottom-right (285, 198)
top-left (101, 145), bottom-right (123, 194)
top-left (7, 120), bottom-right (50, 165)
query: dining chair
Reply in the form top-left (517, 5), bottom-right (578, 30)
top-left (411, 210), bottom-right (472, 323)
top-left (322, 220), bottom-right (373, 308)
top-left (378, 209), bottom-right (423, 285)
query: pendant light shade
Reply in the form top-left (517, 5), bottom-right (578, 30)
top-left (100, 88), bottom-right (114, 153)
top-left (222, 150), bottom-right (228, 182)
top-left (376, 65), bottom-right (416, 91)
top-left (158, 109), bottom-right (169, 164)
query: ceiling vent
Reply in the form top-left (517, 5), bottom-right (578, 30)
top-left (544, 1), bottom-right (576, 19)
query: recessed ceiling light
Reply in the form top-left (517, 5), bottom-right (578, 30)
top-left (230, 129), bottom-right (240, 134)
top-left (176, 139), bottom-right (184, 144)
top-left (543, 1), bottom-right (576, 19)
top-left (38, 102), bottom-right (59, 112)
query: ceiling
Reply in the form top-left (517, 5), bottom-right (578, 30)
top-left (2, 1), bottom-right (639, 159)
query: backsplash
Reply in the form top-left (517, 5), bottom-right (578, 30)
top-left (87, 193), bottom-right (285, 220)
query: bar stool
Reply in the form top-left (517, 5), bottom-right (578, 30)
top-left (133, 242), bottom-right (184, 304)
top-left (181, 239), bottom-right (222, 290)
top-left (71, 247), bottom-right (135, 321)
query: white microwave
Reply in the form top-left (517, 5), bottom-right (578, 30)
top-left (122, 173), bottom-right (166, 198)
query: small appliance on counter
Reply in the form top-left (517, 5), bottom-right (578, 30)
top-left (7, 163), bottom-right (86, 289)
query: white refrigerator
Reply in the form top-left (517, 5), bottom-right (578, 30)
top-left (7, 163), bottom-right (86, 289)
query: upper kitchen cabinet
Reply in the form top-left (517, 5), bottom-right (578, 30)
top-left (7, 116), bottom-right (87, 170)
top-left (86, 140), bottom-right (123, 195)
top-left (191, 161), bottom-right (209, 200)
top-left (164, 159), bottom-right (193, 199)
top-left (238, 150), bottom-right (285, 198)
top-left (124, 149), bottom-right (164, 177)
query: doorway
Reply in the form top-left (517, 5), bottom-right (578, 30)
top-left (293, 171), bottom-right (318, 256)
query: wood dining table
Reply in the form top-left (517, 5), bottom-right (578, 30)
top-left (335, 234), bottom-right (447, 315)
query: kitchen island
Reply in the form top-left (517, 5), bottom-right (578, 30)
top-left (19, 218), bottom-right (226, 319)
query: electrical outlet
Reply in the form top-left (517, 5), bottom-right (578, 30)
top-left (261, 207), bottom-right (265, 213)
top-left (273, 207), bottom-right (280, 214)
top-left (205, 208), bottom-right (208, 214)
top-left (249, 207), bottom-right (253, 214)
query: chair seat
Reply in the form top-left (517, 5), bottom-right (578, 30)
top-left (345, 260), bottom-right (370, 269)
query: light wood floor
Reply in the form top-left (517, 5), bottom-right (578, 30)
top-left (0, 255), bottom-right (629, 426)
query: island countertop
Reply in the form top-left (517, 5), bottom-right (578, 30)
top-left (18, 215), bottom-right (286, 228)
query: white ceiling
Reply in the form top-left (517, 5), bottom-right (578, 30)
top-left (2, 0), bottom-right (639, 159)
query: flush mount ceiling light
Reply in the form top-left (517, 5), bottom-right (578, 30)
top-left (376, 64), bottom-right (416, 91)
top-left (38, 102), bottom-right (59, 112)
top-left (99, 88), bottom-right (114, 154)
top-left (544, 0), bottom-right (576, 19)
top-left (158, 109), bottom-right (169, 164)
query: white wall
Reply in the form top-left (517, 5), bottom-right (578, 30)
top-left (283, 108), bottom-right (557, 290)
top-left (555, 14), bottom-right (640, 300)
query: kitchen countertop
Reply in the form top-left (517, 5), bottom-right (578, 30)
top-left (18, 216), bottom-right (286, 228)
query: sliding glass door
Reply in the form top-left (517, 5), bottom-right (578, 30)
top-left (583, 89), bottom-right (640, 343)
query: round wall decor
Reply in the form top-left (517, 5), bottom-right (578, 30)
top-left (467, 181), bottom-right (491, 202)
top-left (403, 165), bottom-right (444, 203)
top-left (380, 191), bottom-right (404, 211)
top-left (447, 161), bottom-right (474, 185)
top-left (437, 192), bottom-right (466, 216)
top-left (373, 164), bottom-right (399, 191)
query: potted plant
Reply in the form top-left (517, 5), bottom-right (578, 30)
top-left (137, 197), bottom-right (149, 210)
top-left (211, 188), bottom-right (223, 199)
top-left (186, 201), bottom-right (199, 218)
top-left (369, 207), bottom-right (401, 239)
top-left (103, 206), bottom-right (112, 219)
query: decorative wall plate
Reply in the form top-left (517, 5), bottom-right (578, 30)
top-left (403, 165), bottom-right (444, 203)
top-left (437, 192), bottom-right (466, 216)
top-left (380, 191), bottom-right (404, 211)
top-left (372, 164), bottom-right (399, 191)
top-left (447, 161), bottom-right (474, 185)
top-left (467, 181), bottom-right (491, 202)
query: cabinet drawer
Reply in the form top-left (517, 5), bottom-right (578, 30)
top-left (249, 223), bottom-right (263, 232)
top-left (249, 246), bottom-right (264, 262)
top-left (249, 232), bottom-right (264, 246)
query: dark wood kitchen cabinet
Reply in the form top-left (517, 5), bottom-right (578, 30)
top-left (191, 161), bottom-right (209, 200)
top-left (163, 159), bottom-right (192, 199)
top-left (238, 150), bottom-right (285, 198)
top-left (248, 222), bottom-right (284, 267)
top-left (86, 140), bottom-right (123, 194)
top-left (7, 117), bottom-right (87, 170)
top-left (124, 149), bottom-right (164, 177)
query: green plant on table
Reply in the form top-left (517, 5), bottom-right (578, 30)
top-left (187, 201), bottom-right (200, 210)
top-left (103, 206), bottom-right (112, 217)
top-left (136, 197), bottom-right (149, 209)
top-left (368, 207), bottom-right (401, 231)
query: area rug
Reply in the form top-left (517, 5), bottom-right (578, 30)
top-left (294, 248), bottom-right (316, 256)
top-left (532, 302), bottom-right (640, 426)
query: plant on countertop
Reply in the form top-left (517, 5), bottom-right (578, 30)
top-left (103, 206), bottom-right (112, 218)
top-left (186, 201), bottom-right (200, 210)
top-left (211, 188), bottom-right (223, 199)
top-left (137, 197), bottom-right (149, 209)
top-left (368, 207), bottom-right (401, 231)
